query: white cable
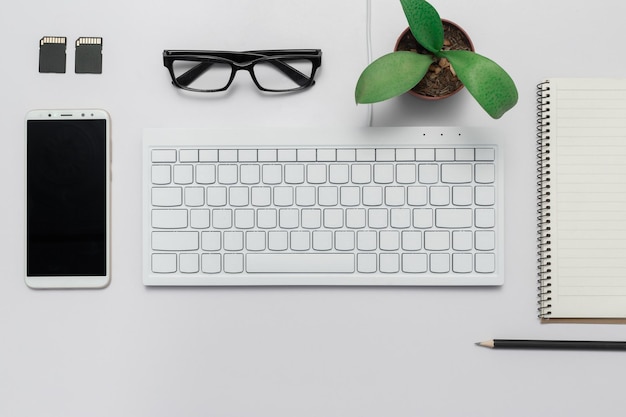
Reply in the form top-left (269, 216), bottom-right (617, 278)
top-left (365, 0), bottom-right (374, 126)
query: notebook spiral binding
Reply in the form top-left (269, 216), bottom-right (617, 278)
top-left (536, 81), bottom-right (552, 318)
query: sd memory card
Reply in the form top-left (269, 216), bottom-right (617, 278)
top-left (39, 36), bottom-right (67, 73)
top-left (75, 37), bottom-right (103, 74)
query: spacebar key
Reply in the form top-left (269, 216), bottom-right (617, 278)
top-left (247, 254), bottom-right (355, 273)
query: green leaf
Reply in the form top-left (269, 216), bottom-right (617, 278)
top-left (400, 0), bottom-right (443, 53)
top-left (355, 51), bottom-right (432, 104)
top-left (440, 50), bottom-right (518, 119)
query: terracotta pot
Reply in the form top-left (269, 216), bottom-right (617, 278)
top-left (394, 19), bottom-right (475, 100)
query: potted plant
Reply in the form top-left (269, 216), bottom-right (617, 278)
top-left (355, 0), bottom-right (518, 119)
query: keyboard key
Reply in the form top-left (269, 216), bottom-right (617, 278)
top-left (374, 164), bottom-right (394, 184)
top-left (152, 165), bottom-right (171, 185)
top-left (441, 163), bottom-right (472, 183)
top-left (180, 253), bottom-right (199, 273)
top-left (452, 231), bottom-right (473, 251)
top-left (218, 165), bottom-right (238, 184)
top-left (385, 187), bottom-right (405, 206)
top-left (413, 208), bottom-right (433, 228)
top-left (452, 186), bottom-right (473, 206)
top-left (257, 209), bottom-right (278, 229)
top-left (351, 164), bottom-right (371, 184)
top-left (429, 186), bottom-right (450, 206)
top-left (407, 186), bottom-right (428, 206)
top-left (152, 209), bottom-right (188, 229)
top-left (430, 253), bottom-right (450, 273)
top-left (475, 163), bottom-right (495, 184)
top-left (435, 208), bottom-right (472, 228)
top-left (362, 186), bottom-right (383, 206)
top-left (173, 165), bottom-right (193, 184)
top-left (240, 165), bottom-right (260, 184)
top-left (202, 231), bottom-right (221, 251)
top-left (318, 186), bottom-right (339, 206)
top-left (196, 165), bottom-right (216, 184)
top-left (234, 209), bottom-right (255, 229)
top-left (202, 254), bottom-right (221, 273)
top-left (380, 253), bottom-right (399, 273)
top-left (475, 186), bottom-right (495, 206)
top-left (424, 231), bottom-right (450, 251)
top-left (207, 187), bottom-right (227, 206)
top-left (475, 253), bottom-right (496, 273)
top-left (262, 165), bottom-right (282, 184)
top-left (179, 149), bottom-right (199, 162)
top-left (285, 164), bottom-right (305, 184)
top-left (379, 230), bottom-right (400, 251)
top-left (291, 231), bottom-right (310, 251)
top-left (475, 230), bottom-right (496, 251)
top-left (313, 231), bottom-right (333, 251)
top-left (279, 209), bottom-right (298, 229)
top-left (335, 231), bottom-right (355, 251)
top-left (152, 231), bottom-right (198, 251)
top-left (268, 231), bottom-right (288, 251)
top-left (475, 208), bottom-right (495, 228)
top-left (218, 149), bottom-right (237, 162)
top-left (246, 231), bottom-right (266, 251)
top-left (185, 187), bottom-right (205, 207)
top-left (340, 186), bottom-right (360, 206)
top-left (152, 187), bottom-right (182, 207)
top-left (402, 253), bottom-right (427, 273)
top-left (329, 164), bottom-right (349, 184)
top-left (152, 253), bottom-right (177, 273)
top-left (396, 164), bottom-right (416, 184)
top-left (307, 164), bottom-right (327, 184)
top-left (273, 187), bottom-right (294, 206)
top-left (224, 231), bottom-right (244, 251)
top-left (357, 253), bottom-right (377, 273)
top-left (301, 208), bottom-right (321, 229)
top-left (251, 187), bottom-right (271, 207)
top-left (475, 148), bottom-right (495, 161)
top-left (418, 164), bottom-right (438, 183)
top-left (212, 209), bottom-right (233, 229)
top-left (452, 253), bottom-right (473, 273)
top-left (435, 148), bottom-right (455, 161)
top-left (346, 208), bottom-right (366, 229)
top-left (247, 254), bottom-right (355, 273)
top-left (401, 231), bottom-right (422, 251)
top-left (152, 149), bottom-right (177, 163)
top-left (324, 208), bottom-right (344, 228)
top-left (190, 209), bottom-right (210, 229)
top-left (296, 186), bottom-right (316, 206)
top-left (357, 231), bottom-right (377, 251)
top-left (368, 208), bottom-right (388, 229)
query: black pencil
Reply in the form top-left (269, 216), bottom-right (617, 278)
top-left (476, 339), bottom-right (626, 351)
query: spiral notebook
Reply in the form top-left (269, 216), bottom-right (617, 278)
top-left (537, 78), bottom-right (626, 321)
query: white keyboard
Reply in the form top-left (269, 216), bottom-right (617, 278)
top-left (143, 127), bottom-right (503, 286)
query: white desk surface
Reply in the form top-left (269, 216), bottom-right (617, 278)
top-left (2, 1), bottom-right (625, 415)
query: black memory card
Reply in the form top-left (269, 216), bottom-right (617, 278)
top-left (39, 36), bottom-right (67, 73)
top-left (75, 37), bottom-right (103, 74)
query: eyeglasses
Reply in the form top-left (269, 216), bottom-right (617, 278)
top-left (163, 49), bottom-right (322, 93)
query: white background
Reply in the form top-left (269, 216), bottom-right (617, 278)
top-left (2, 0), bottom-right (626, 416)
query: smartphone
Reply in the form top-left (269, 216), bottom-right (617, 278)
top-left (25, 109), bottom-right (111, 289)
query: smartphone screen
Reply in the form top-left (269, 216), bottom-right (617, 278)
top-left (25, 110), bottom-right (110, 288)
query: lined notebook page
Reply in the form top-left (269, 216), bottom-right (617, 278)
top-left (549, 78), bottom-right (626, 318)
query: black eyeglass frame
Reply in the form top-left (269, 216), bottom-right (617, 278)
top-left (163, 49), bottom-right (322, 93)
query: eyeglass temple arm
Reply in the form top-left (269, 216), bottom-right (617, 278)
top-left (175, 62), bottom-right (214, 87)
top-left (266, 60), bottom-right (312, 87)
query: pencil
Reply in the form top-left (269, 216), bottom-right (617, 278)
top-left (476, 339), bottom-right (626, 351)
